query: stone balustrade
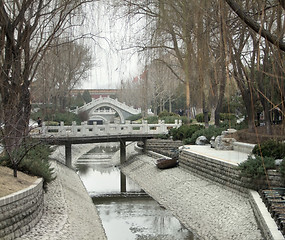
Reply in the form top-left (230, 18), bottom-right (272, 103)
top-left (39, 120), bottom-right (182, 137)
top-left (0, 179), bottom-right (44, 240)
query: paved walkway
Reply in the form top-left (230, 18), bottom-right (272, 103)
top-left (182, 144), bottom-right (250, 165)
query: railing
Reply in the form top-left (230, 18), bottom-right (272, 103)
top-left (38, 120), bottom-right (182, 137)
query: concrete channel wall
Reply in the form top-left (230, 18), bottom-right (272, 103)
top-left (0, 179), bottom-right (44, 240)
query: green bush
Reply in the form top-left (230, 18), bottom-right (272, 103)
top-left (252, 140), bottom-right (285, 159)
top-left (237, 155), bottom-right (275, 179)
top-left (146, 116), bottom-right (159, 124)
top-left (219, 120), bottom-right (247, 131)
top-left (180, 116), bottom-right (191, 124)
top-left (220, 113), bottom-right (237, 122)
top-left (32, 110), bottom-right (81, 125)
top-left (184, 125), bottom-right (226, 144)
top-left (160, 116), bottom-right (179, 124)
top-left (169, 124), bottom-right (204, 141)
top-left (45, 121), bottom-right (60, 126)
top-left (278, 160), bottom-right (285, 178)
top-left (195, 113), bottom-right (211, 123)
top-left (158, 111), bottom-right (179, 118)
top-left (126, 113), bottom-right (142, 122)
top-left (0, 142), bottom-right (55, 189)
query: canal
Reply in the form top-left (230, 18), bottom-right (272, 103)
top-left (76, 143), bottom-right (195, 240)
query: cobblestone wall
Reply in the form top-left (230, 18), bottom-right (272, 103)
top-left (0, 178), bottom-right (44, 240)
top-left (179, 150), bottom-right (285, 191)
top-left (146, 139), bottom-right (285, 191)
top-left (145, 139), bottom-right (183, 158)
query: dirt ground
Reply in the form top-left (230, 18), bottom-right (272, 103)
top-left (0, 166), bottom-right (38, 198)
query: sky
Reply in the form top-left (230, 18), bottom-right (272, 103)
top-left (80, 2), bottom-right (143, 90)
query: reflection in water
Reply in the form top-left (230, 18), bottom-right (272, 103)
top-left (94, 198), bottom-right (194, 240)
top-left (77, 144), bottom-right (194, 240)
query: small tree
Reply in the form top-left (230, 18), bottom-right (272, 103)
top-left (82, 90), bottom-right (92, 103)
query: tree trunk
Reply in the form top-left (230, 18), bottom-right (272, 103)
top-left (215, 0), bottom-right (227, 127)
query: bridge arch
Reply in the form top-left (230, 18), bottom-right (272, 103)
top-left (89, 103), bottom-right (125, 123)
top-left (72, 97), bottom-right (141, 124)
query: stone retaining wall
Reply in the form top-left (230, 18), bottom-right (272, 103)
top-left (179, 150), bottom-right (250, 192)
top-left (146, 139), bottom-right (284, 191)
top-left (0, 178), bottom-right (44, 240)
top-left (145, 139), bottom-right (183, 157)
top-left (179, 150), bottom-right (285, 191)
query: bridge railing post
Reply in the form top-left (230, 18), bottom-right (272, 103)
top-left (105, 123), bottom-right (110, 135)
top-left (60, 121), bottom-right (65, 135)
top-left (143, 120), bottom-right (148, 134)
top-left (81, 121), bottom-right (86, 135)
top-left (125, 120), bottom-right (131, 134)
top-left (42, 122), bottom-right (46, 134)
top-left (161, 120), bottom-right (167, 134)
top-left (72, 121), bottom-right (77, 134)
top-left (92, 121), bottom-right (98, 135)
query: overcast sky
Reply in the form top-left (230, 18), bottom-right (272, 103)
top-left (81, 2), bottom-right (143, 89)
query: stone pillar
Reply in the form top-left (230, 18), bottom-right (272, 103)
top-left (120, 172), bottom-right (126, 192)
top-left (65, 143), bottom-right (72, 168)
top-left (142, 138), bottom-right (147, 153)
top-left (120, 140), bottom-right (126, 164)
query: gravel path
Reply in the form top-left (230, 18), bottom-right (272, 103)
top-left (17, 144), bottom-right (107, 240)
top-left (120, 146), bottom-right (264, 240)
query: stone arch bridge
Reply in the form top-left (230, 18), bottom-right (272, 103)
top-left (72, 96), bottom-right (151, 124)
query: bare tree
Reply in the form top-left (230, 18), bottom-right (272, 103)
top-left (225, 0), bottom-right (285, 52)
top-left (33, 40), bottom-right (92, 111)
top-left (0, 0), bottom-right (93, 177)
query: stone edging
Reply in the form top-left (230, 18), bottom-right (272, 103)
top-left (233, 141), bottom-right (256, 154)
top-left (249, 190), bottom-right (284, 240)
top-left (0, 178), bottom-right (44, 240)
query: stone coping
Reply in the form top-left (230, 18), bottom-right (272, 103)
top-left (0, 178), bottom-right (43, 206)
top-left (249, 190), bottom-right (284, 240)
top-left (233, 141), bottom-right (256, 154)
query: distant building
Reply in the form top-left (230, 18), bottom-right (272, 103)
top-left (70, 89), bottom-right (118, 99)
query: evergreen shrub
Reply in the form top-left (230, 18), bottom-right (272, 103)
top-left (170, 124), bottom-right (204, 141)
top-left (237, 155), bottom-right (275, 179)
top-left (184, 125), bottom-right (226, 144)
top-left (158, 111), bottom-right (179, 118)
top-left (0, 142), bottom-right (55, 189)
top-left (126, 113), bottom-right (142, 122)
top-left (195, 113), bottom-right (211, 123)
top-left (252, 140), bottom-right (285, 159)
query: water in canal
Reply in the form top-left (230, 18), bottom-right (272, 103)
top-left (76, 143), bottom-right (194, 240)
